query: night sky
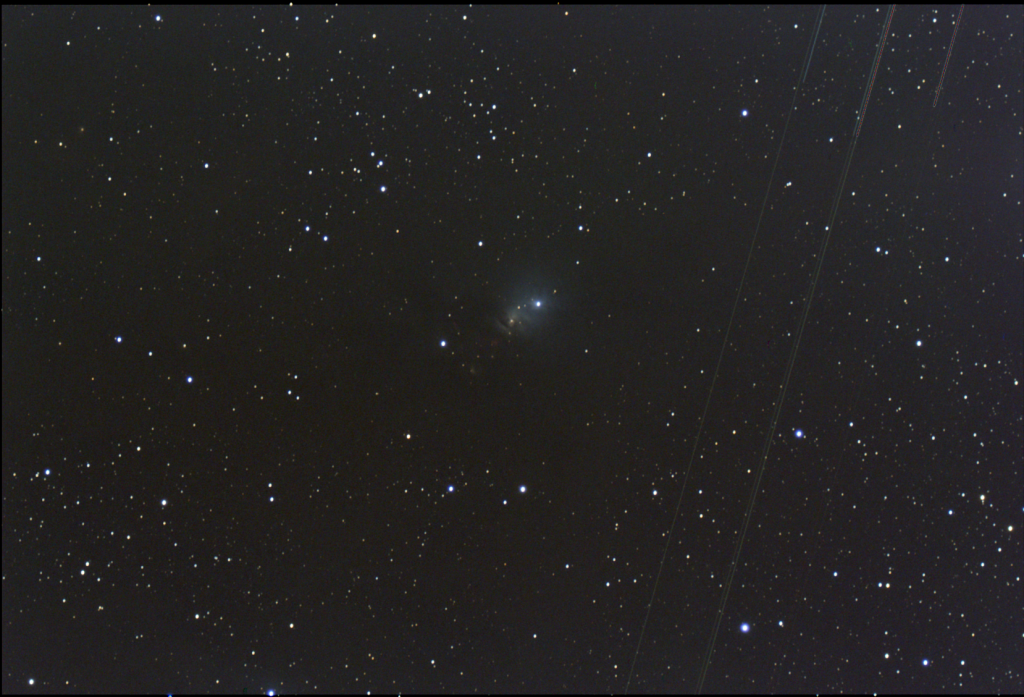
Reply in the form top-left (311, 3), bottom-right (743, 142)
top-left (3, 6), bottom-right (1022, 694)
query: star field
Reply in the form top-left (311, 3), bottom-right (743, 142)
top-left (2, 6), bottom-right (1022, 694)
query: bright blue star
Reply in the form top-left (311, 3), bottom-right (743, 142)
top-left (794, 429), bottom-right (803, 439)
top-left (741, 109), bottom-right (749, 117)
top-left (740, 623), bottom-right (750, 633)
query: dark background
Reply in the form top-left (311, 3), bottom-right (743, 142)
top-left (3, 5), bottom-right (1021, 693)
